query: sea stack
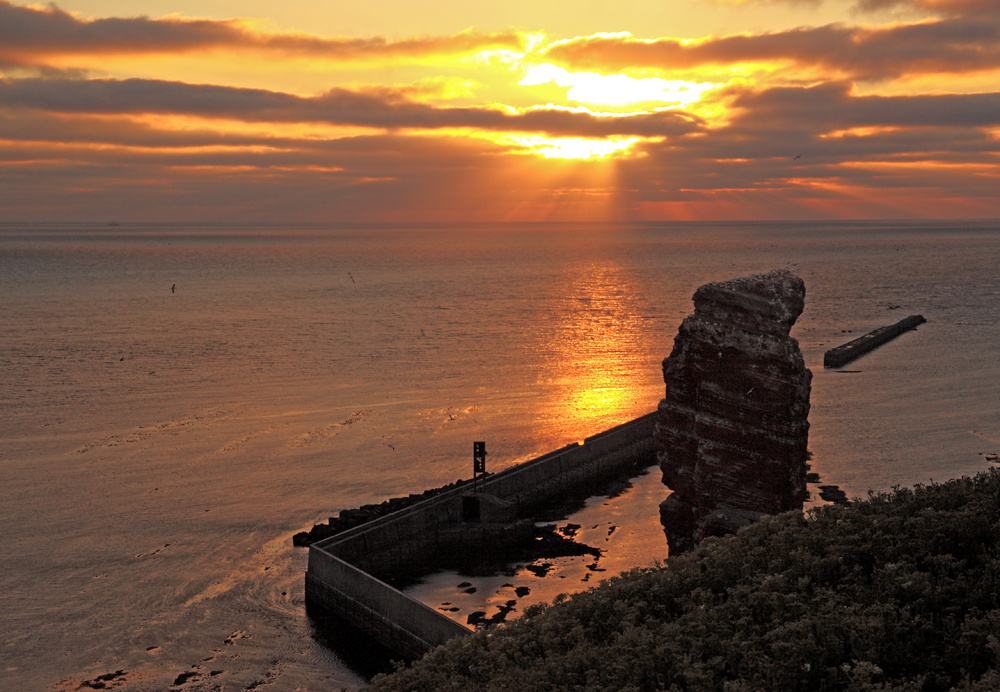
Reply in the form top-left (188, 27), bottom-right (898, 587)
top-left (657, 270), bottom-right (811, 553)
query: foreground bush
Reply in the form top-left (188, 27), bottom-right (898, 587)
top-left (368, 469), bottom-right (1000, 691)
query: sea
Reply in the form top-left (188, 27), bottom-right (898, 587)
top-left (2, 221), bottom-right (998, 691)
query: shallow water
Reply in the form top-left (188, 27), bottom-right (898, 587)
top-left (2, 221), bottom-right (998, 690)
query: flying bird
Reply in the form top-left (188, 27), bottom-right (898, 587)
top-left (348, 272), bottom-right (356, 284)
top-left (793, 154), bottom-right (802, 161)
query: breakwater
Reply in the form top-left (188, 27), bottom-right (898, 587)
top-left (305, 412), bottom-right (658, 660)
top-left (823, 314), bottom-right (926, 368)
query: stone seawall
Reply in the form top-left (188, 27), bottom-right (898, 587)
top-left (306, 412), bottom-right (658, 659)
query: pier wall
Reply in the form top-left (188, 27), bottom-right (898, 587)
top-left (306, 411), bottom-right (658, 659)
top-left (306, 551), bottom-right (470, 660)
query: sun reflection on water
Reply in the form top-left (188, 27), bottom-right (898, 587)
top-left (541, 260), bottom-right (650, 439)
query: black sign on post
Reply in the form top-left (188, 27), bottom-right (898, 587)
top-left (473, 441), bottom-right (487, 493)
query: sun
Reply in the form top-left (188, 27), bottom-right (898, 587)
top-left (520, 63), bottom-right (715, 109)
top-left (499, 134), bottom-right (641, 159)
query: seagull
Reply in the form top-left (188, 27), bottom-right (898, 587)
top-left (171, 284), bottom-right (175, 293)
top-left (793, 154), bottom-right (802, 161)
top-left (348, 272), bottom-right (356, 284)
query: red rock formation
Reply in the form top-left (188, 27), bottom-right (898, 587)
top-left (657, 270), bottom-right (811, 552)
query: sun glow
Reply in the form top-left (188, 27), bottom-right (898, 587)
top-left (535, 260), bottom-right (648, 437)
top-left (520, 63), bottom-right (715, 108)
top-left (495, 134), bottom-right (640, 159)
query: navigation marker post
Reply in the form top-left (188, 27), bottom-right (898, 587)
top-left (473, 441), bottom-right (487, 493)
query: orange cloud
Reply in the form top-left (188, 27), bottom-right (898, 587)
top-left (2, 0), bottom-right (999, 222)
top-left (0, 1), bottom-right (524, 68)
top-left (541, 18), bottom-right (1000, 80)
top-left (0, 77), bottom-right (703, 139)
top-left (852, 0), bottom-right (997, 14)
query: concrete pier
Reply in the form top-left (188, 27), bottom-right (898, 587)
top-left (305, 412), bottom-right (658, 659)
top-left (823, 314), bottom-right (926, 368)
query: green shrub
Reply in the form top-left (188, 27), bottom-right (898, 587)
top-left (369, 469), bottom-right (1000, 692)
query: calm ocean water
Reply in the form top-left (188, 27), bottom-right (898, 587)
top-left (2, 221), bottom-right (998, 690)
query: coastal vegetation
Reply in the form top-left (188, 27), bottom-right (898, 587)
top-left (369, 469), bottom-right (1000, 691)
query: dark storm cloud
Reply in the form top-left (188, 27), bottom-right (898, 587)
top-left (0, 77), bottom-right (702, 138)
top-left (0, 0), bottom-right (523, 64)
top-left (542, 16), bottom-right (1000, 79)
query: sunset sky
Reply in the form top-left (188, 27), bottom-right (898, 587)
top-left (2, 0), bottom-right (998, 222)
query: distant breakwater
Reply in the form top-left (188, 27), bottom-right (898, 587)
top-left (824, 314), bottom-right (926, 368)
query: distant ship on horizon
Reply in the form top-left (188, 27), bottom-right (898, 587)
top-left (108, 220), bottom-right (120, 227)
